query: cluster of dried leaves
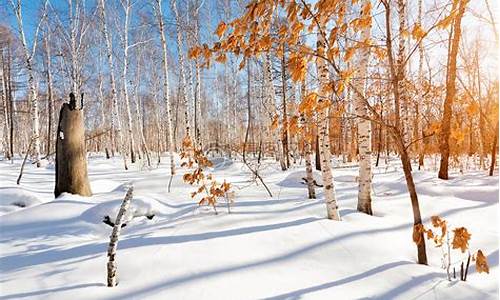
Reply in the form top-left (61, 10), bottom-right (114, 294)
top-left (180, 136), bottom-right (232, 210)
top-left (413, 216), bottom-right (489, 274)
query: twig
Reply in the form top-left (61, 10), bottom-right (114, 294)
top-left (17, 137), bottom-right (35, 185)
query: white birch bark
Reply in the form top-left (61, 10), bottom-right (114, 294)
top-left (0, 63), bottom-right (9, 158)
top-left (355, 12), bottom-right (373, 214)
top-left (300, 81), bottom-right (315, 199)
top-left (263, 54), bottom-right (286, 169)
top-left (316, 33), bottom-right (340, 221)
top-left (171, 0), bottom-right (192, 140)
top-left (132, 47), bottom-right (151, 166)
top-left (417, 0), bottom-right (425, 169)
top-left (68, 0), bottom-right (78, 96)
top-left (107, 185), bottom-right (133, 287)
top-left (44, 30), bottom-right (55, 158)
top-left (10, 0), bottom-right (48, 167)
top-left (120, 0), bottom-right (137, 163)
top-left (98, 0), bottom-right (128, 170)
top-left (97, 47), bottom-right (109, 156)
top-left (397, 0), bottom-right (410, 147)
top-left (193, 3), bottom-right (203, 147)
top-left (154, 0), bottom-right (176, 176)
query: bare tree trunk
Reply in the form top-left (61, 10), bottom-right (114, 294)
top-left (132, 46), bottom-right (151, 167)
top-left (315, 132), bottom-right (321, 170)
top-left (417, 0), bottom-right (425, 169)
top-left (172, 0), bottom-right (192, 141)
top-left (0, 57), bottom-right (10, 159)
top-left (154, 0), bottom-right (176, 181)
top-left (97, 47), bottom-right (111, 159)
top-left (438, 0), bottom-right (467, 179)
top-left (120, 0), bottom-right (137, 164)
top-left (192, 1), bottom-right (204, 148)
top-left (355, 13), bottom-right (373, 215)
top-left (17, 137), bottom-right (34, 185)
top-left (107, 186), bottom-right (133, 287)
top-left (54, 94), bottom-right (92, 198)
top-left (7, 49), bottom-right (14, 159)
top-left (99, 0), bottom-right (128, 170)
top-left (44, 31), bottom-right (54, 158)
top-left (263, 54), bottom-right (286, 170)
top-left (317, 32), bottom-right (340, 221)
top-left (384, 0), bottom-right (427, 264)
top-left (281, 52), bottom-right (290, 169)
top-left (397, 0), bottom-right (410, 150)
top-left (243, 60), bottom-right (273, 197)
top-left (10, 0), bottom-right (48, 167)
top-left (299, 80), bottom-right (316, 199)
top-left (490, 120), bottom-right (498, 176)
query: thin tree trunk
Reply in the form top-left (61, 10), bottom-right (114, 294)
top-left (417, 0), bottom-right (425, 169)
top-left (7, 49), bottom-right (14, 159)
top-left (243, 59), bottom-right (273, 197)
top-left (121, 0), bottom-right (137, 164)
top-left (438, 0), bottom-right (467, 179)
top-left (300, 80), bottom-right (316, 199)
top-left (172, 0), bottom-right (192, 141)
top-left (281, 52), bottom-right (290, 169)
top-left (397, 0), bottom-right (410, 149)
top-left (489, 120), bottom-right (498, 176)
top-left (384, 0), bottom-right (427, 264)
top-left (10, 0), bottom-right (48, 167)
top-left (0, 57), bottom-right (10, 159)
top-left (107, 186), bottom-right (133, 287)
top-left (315, 133), bottom-right (321, 170)
top-left (44, 31), bottom-right (54, 158)
top-left (317, 32), bottom-right (340, 221)
top-left (154, 0), bottom-right (176, 181)
top-left (99, 0), bottom-right (128, 170)
top-left (263, 54), bottom-right (286, 170)
top-left (97, 48), bottom-right (110, 159)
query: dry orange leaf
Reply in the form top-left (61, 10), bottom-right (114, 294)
top-left (452, 227), bottom-right (471, 253)
top-left (476, 250), bottom-right (489, 274)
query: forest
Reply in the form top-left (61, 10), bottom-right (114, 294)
top-left (0, 0), bottom-right (498, 299)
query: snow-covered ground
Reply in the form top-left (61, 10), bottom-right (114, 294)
top-left (0, 154), bottom-right (497, 299)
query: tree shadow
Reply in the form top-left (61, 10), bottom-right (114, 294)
top-left (0, 283), bottom-right (104, 300)
top-left (0, 217), bottom-right (322, 273)
top-left (100, 200), bottom-right (496, 299)
top-left (262, 261), bottom-right (417, 299)
top-left (372, 272), bottom-right (443, 299)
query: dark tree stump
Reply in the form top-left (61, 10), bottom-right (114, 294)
top-left (54, 93), bottom-right (92, 198)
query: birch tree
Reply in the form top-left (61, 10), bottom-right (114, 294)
top-left (9, 0), bottom-right (48, 167)
top-left (438, 0), bottom-right (468, 179)
top-left (354, 8), bottom-right (373, 215)
top-left (98, 0), bottom-right (128, 170)
top-left (316, 32), bottom-right (341, 221)
top-left (44, 28), bottom-right (54, 158)
top-left (153, 0), bottom-right (176, 180)
top-left (263, 53), bottom-right (286, 170)
top-left (397, 0), bottom-right (410, 147)
top-left (107, 185), bottom-right (133, 287)
top-left (172, 0), bottom-right (192, 141)
top-left (300, 80), bottom-right (316, 199)
top-left (119, 0), bottom-right (137, 163)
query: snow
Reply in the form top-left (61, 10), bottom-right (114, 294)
top-left (0, 187), bottom-right (42, 215)
top-left (0, 155), bottom-right (497, 299)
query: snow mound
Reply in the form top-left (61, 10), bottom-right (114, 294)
top-left (54, 192), bottom-right (92, 203)
top-left (81, 196), bottom-right (162, 225)
top-left (210, 157), bottom-right (234, 170)
top-left (0, 187), bottom-right (43, 215)
top-left (277, 170), bottom-right (323, 188)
